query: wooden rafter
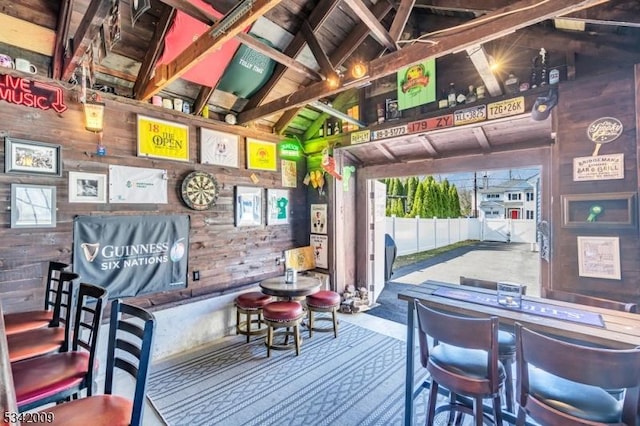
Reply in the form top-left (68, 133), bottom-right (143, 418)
top-left (301, 20), bottom-right (335, 76)
top-left (133, 5), bottom-right (176, 100)
top-left (244, 0), bottom-right (341, 110)
top-left (193, 86), bottom-right (216, 116)
top-left (471, 127), bottom-right (492, 152)
top-left (389, 0), bottom-right (416, 41)
top-left (275, 0), bottom-right (393, 136)
top-left (417, 135), bottom-right (439, 158)
top-left (139, 0), bottom-right (283, 100)
top-left (52, 0), bottom-right (73, 80)
top-left (342, 0), bottom-right (398, 51)
top-left (61, 0), bottom-right (112, 81)
top-left (376, 143), bottom-right (397, 160)
top-left (238, 0), bottom-right (609, 124)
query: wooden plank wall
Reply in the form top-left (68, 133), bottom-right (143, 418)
top-left (550, 68), bottom-right (640, 302)
top-left (0, 74), bottom-right (306, 313)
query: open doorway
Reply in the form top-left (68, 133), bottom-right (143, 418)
top-left (370, 167), bottom-right (542, 305)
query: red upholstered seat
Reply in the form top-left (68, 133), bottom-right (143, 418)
top-left (263, 301), bottom-right (304, 321)
top-left (12, 352), bottom-right (91, 407)
top-left (307, 290), bottom-right (341, 308)
top-left (4, 310), bottom-right (53, 335)
top-left (236, 292), bottom-right (272, 309)
top-left (7, 327), bottom-right (66, 362)
top-left (29, 395), bottom-right (133, 426)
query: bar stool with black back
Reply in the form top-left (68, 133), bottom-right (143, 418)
top-left (11, 282), bottom-right (107, 411)
top-left (544, 288), bottom-right (638, 313)
top-left (415, 300), bottom-right (504, 426)
top-left (460, 276), bottom-right (527, 413)
top-left (27, 299), bottom-right (156, 426)
top-left (515, 323), bottom-right (640, 426)
top-left (4, 261), bottom-right (69, 336)
top-left (263, 300), bottom-right (304, 357)
top-left (235, 291), bottom-right (272, 343)
top-left (306, 290), bottom-right (340, 338)
top-left (7, 272), bottom-right (78, 362)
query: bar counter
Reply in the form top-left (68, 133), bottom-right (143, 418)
top-left (399, 280), bottom-right (640, 425)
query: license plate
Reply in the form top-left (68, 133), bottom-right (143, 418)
top-left (350, 130), bottom-right (371, 145)
top-left (372, 125), bottom-right (408, 140)
top-left (487, 97), bottom-right (525, 119)
top-left (407, 114), bottom-right (454, 133)
top-left (454, 105), bottom-right (487, 125)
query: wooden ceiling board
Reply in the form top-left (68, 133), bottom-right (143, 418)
top-left (0, 0), bottom-right (59, 29)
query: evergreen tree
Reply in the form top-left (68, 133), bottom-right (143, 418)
top-left (441, 179), bottom-right (452, 217)
top-left (449, 185), bottom-right (462, 218)
top-left (405, 177), bottom-right (418, 217)
top-left (423, 177), bottom-right (437, 217)
top-left (408, 180), bottom-right (425, 217)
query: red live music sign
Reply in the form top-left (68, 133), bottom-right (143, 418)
top-left (0, 74), bottom-right (67, 113)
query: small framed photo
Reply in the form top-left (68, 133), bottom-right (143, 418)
top-left (385, 99), bottom-right (400, 121)
top-left (5, 137), bottom-right (61, 176)
top-left (11, 184), bottom-right (57, 228)
top-left (235, 186), bottom-right (263, 227)
top-left (246, 138), bottom-right (277, 171)
top-left (68, 172), bottom-right (107, 203)
top-left (577, 236), bottom-right (621, 280)
top-left (267, 189), bottom-right (289, 225)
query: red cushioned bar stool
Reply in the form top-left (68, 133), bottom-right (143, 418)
top-left (263, 301), bottom-right (304, 357)
top-left (235, 292), bottom-right (272, 343)
top-left (306, 290), bottom-right (340, 338)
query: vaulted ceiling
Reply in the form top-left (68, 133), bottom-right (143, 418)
top-left (1, 0), bottom-right (639, 141)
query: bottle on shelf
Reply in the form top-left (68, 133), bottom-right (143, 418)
top-left (505, 72), bottom-right (519, 94)
top-left (447, 83), bottom-right (457, 108)
top-left (476, 85), bottom-right (486, 99)
top-left (465, 85), bottom-right (476, 103)
top-left (438, 90), bottom-right (448, 109)
top-left (333, 121), bottom-right (340, 135)
top-left (318, 123), bottom-right (324, 138)
top-left (326, 120), bottom-right (333, 136)
top-left (539, 48), bottom-right (548, 86)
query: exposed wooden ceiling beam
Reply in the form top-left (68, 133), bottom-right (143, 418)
top-left (287, 2), bottom-right (393, 139)
top-left (471, 127), bottom-right (492, 152)
top-left (0, 14), bottom-right (55, 57)
top-left (61, 0), bottom-right (112, 81)
top-left (375, 143), bottom-right (397, 160)
top-left (244, 0), bottom-right (341, 110)
top-left (158, 0), bottom-right (322, 81)
top-left (52, 0), bottom-right (73, 80)
top-left (342, 0), bottom-right (398, 51)
top-left (133, 5), bottom-right (176, 99)
top-left (300, 20), bottom-right (335, 76)
top-left (139, 0), bottom-right (283, 100)
top-left (193, 86), bottom-right (216, 116)
top-left (238, 0), bottom-right (609, 124)
top-left (466, 44), bottom-right (502, 97)
top-left (389, 0), bottom-right (417, 41)
top-left (417, 135), bottom-right (440, 157)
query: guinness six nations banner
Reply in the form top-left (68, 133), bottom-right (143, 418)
top-left (73, 215), bottom-right (189, 299)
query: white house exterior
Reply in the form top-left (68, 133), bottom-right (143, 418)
top-left (477, 177), bottom-right (539, 220)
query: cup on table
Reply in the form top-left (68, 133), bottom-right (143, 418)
top-left (151, 95), bottom-right (162, 106)
top-left (173, 98), bottom-right (183, 112)
top-left (15, 58), bottom-right (37, 74)
top-left (0, 54), bottom-right (14, 69)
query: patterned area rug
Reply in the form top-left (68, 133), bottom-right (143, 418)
top-left (147, 322), bottom-right (428, 426)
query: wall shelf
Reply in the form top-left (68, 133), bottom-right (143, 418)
top-left (561, 192), bottom-right (636, 229)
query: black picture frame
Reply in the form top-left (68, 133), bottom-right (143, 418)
top-left (385, 99), bottom-right (400, 121)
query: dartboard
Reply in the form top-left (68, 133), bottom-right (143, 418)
top-left (181, 171), bottom-right (219, 211)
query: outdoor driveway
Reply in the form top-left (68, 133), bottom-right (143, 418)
top-left (367, 241), bottom-right (540, 324)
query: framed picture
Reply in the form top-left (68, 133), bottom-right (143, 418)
top-left (246, 138), bottom-right (277, 171)
top-left (235, 186), bottom-right (263, 227)
top-left (200, 128), bottom-right (239, 167)
top-left (267, 189), bottom-right (289, 225)
top-left (577, 236), bottom-right (621, 280)
top-left (11, 184), bottom-right (56, 228)
top-left (310, 204), bottom-right (327, 234)
top-left (562, 192), bottom-right (635, 229)
top-left (137, 115), bottom-right (189, 162)
top-left (310, 234), bottom-right (328, 269)
top-left (68, 172), bottom-right (107, 203)
top-left (385, 99), bottom-right (401, 121)
top-left (5, 137), bottom-right (61, 176)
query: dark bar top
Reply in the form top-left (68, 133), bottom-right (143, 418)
top-left (398, 280), bottom-right (640, 349)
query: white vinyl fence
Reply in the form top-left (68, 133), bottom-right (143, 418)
top-left (386, 216), bottom-right (536, 256)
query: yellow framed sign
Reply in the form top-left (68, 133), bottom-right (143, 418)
top-left (246, 138), bottom-right (277, 171)
top-left (137, 115), bottom-right (189, 162)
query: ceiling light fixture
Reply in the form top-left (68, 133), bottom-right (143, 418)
top-left (351, 62), bottom-right (368, 79)
top-left (326, 72), bottom-right (341, 89)
top-left (83, 101), bottom-right (105, 132)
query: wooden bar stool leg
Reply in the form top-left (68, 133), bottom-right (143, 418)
top-left (294, 324), bottom-right (300, 356)
top-left (331, 308), bottom-right (338, 338)
top-left (308, 310), bottom-right (314, 338)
